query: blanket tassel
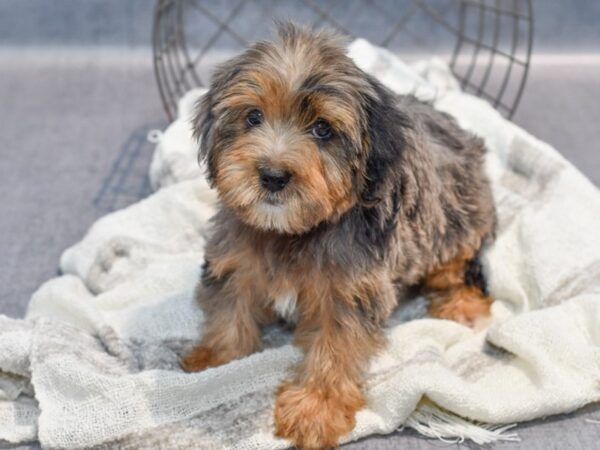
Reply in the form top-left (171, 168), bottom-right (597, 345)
top-left (404, 401), bottom-right (521, 445)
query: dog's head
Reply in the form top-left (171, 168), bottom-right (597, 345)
top-left (194, 22), bottom-right (408, 234)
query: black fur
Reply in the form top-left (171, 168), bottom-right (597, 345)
top-left (465, 253), bottom-right (488, 295)
top-left (360, 76), bottom-right (411, 206)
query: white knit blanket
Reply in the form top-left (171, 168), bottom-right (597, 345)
top-left (1, 40), bottom-right (599, 449)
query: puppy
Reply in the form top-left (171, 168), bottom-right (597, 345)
top-left (182, 23), bottom-right (496, 450)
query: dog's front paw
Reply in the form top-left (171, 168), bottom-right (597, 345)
top-left (180, 345), bottom-right (225, 372)
top-left (274, 382), bottom-right (363, 449)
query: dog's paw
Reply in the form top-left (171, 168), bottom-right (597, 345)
top-left (428, 286), bottom-right (491, 327)
top-left (274, 382), bottom-right (363, 449)
top-left (180, 346), bottom-right (225, 372)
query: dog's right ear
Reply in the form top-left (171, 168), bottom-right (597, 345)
top-left (192, 60), bottom-right (242, 186)
top-left (192, 91), bottom-right (217, 184)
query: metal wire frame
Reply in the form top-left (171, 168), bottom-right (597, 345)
top-left (153, 0), bottom-right (533, 121)
top-left (93, 124), bottom-right (162, 212)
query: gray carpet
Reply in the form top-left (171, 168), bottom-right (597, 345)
top-left (0, 55), bottom-right (165, 318)
top-left (0, 0), bottom-right (598, 448)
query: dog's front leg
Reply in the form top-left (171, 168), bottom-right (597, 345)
top-left (274, 282), bottom-right (389, 449)
top-left (181, 261), bottom-right (272, 373)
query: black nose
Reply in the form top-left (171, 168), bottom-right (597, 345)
top-left (259, 167), bottom-right (292, 193)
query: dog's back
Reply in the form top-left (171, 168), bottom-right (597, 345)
top-left (386, 95), bottom-right (496, 287)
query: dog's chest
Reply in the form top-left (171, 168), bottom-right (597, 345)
top-left (261, 241), bottom-right (325, 323)
top-left (272, 290), bottom-right (298, 323)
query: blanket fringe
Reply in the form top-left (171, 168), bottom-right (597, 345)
top-left (404, 401), bottom-right (521, 445)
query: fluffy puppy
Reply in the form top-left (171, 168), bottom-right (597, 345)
top-left (182, 23), bottom-right (496, 450)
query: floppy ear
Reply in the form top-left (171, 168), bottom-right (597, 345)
top-left (360, 76), bottom-right (410, 206)
top-left (192, 91), bottom-right (217, 184)
top-left (192, 60), bottom-right (242, 186)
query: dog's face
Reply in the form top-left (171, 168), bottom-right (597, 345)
top-left (195, 24), bottom-right (406, 234)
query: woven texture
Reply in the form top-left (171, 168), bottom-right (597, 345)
top-left (0, 40), bottom-right (599, 449)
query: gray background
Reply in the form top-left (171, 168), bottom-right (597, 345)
top-left (0, 0), bottom-right (598, 449)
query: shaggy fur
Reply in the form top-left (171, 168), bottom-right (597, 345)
top-left (181, 23), bottom-right (496, 449)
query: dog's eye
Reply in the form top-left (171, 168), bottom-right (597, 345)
top-left (246, 109), bottom-right (263, 128)
top-left (311, 119), bottom-right (332, 140)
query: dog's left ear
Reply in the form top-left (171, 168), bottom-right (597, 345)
top-left (360, 77), bottom-right (410, 207)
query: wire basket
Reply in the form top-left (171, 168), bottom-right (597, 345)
top-left (153, 0), bottom-right (533, 121)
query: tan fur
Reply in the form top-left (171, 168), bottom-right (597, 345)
top-left (424, 250), bottom-right (492, 326)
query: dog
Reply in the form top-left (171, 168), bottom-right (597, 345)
top-left (181, 23), bottom-right (496, 450)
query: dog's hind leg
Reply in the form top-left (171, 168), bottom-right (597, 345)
top-left (423, 249), bottom-right (492, 327)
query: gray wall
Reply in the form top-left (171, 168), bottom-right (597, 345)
top-left (0, 0), bottom-right (598, 52)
